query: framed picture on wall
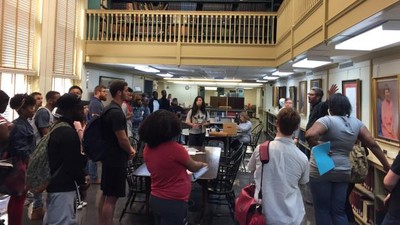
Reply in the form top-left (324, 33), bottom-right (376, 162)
top-left (298, 81), bottom-right (307, 115)
top-left (272, 86), bottom-right (279, 107)
top-left (289, 86), bottom-right (297, 109)
top-left (342, 79), bottom-right (361, 119)
top-left (373, 76), bottom-right (399, 142)
top-left (99, 76), bottom-right (125, 89)
top-left (310, 79), bottom-right (322, 88)
top-left (278, 86), bottom-right (287, 104)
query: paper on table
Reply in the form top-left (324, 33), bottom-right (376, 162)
top-left (190, 166), bottom-right (209, 181)
top-left (312, 141), bottom-right (335, 176)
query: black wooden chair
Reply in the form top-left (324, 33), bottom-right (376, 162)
top-left (119, 138), bottom-right (150, 221)
top-left (241, 123), bottom-right (264, 171)
top-left (206, 144), bottom-right (244, 221)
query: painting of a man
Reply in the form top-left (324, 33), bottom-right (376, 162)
top-left (381, 86), bottom-right (397, 140)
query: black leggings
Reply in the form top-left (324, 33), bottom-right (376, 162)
top-left (150, 195), bottom-right (188, 225)
top-left (188, 133), bottom-right (206, 147)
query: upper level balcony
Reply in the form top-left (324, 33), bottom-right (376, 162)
top-left (86, 10), bottom-right (277, 45)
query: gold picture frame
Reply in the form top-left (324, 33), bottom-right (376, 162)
top-left (373, 75), bottom-right (399, 143)
top-left (342, 79), bottom-right (361, 119)
top-left (298, 81), bottom-right (307, 115)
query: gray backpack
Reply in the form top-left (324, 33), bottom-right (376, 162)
top-left (26, 122), bottom-right (70, 193)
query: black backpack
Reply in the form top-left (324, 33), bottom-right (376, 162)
top-left (82, 105), bottom-right (118, 162)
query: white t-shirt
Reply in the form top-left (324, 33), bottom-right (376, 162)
top-left (121, 101), bottom-right (132, 138)
top-left (247, 137), bottom-right (309, 225)
top-left (185, 109), bottom-right (210, 134)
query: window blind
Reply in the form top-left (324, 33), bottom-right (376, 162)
top-left (1, 0), bottom-right (35, 70)
top-left (53, 0), bottom-right (77, 77)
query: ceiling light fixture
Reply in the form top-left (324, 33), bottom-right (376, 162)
top-left (156, 73), bottom-right (173, 78)
top-left (272, 70), bottom-right (294, 76)
top-left (292, 56), bottom-right (332, 68)
top-left (168, 80), bottom-right (262, 88)
top-left (263, 76), bottom-right (279, 80)
top-left (335, 21), bottom-right (400, 51)
top-left (134, 66), bottom-right (160, 73)
top-left (204, 87), bottom-right (218, 90)
top-left (164, 78), bottom-right (242, 82)
top-left (256, 80), bottom-right (268, 83)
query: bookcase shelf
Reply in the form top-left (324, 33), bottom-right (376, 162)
top-left (265, 111), bottom-right (276, 140)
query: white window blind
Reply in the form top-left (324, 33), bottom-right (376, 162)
top-left (1, 0), bottom-right (35, 70)
top-left (52, 77), bottom-right (73, 94)
top-left (0, 73), bottom-right (28, 120)
top-left (53, 0), bottom-right (77, 77)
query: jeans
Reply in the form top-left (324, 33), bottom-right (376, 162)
top-left (43, 191), bottom-right (77, 225)
top-left (309, 177), bottom-right (349, 225)
top-left (32, 192), bottom-right (43, 209)
top-left (86, 160), bottom-right (98, 182)
top-left (382, 212), bottom-right (400, 225)
top-left (150, 195), bottom-right (188, 225)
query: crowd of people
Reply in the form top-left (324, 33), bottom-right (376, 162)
top-left (0, 82), bottom-right (399, 225)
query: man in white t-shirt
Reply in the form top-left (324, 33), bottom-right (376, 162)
top-left (247, 108), bottom-right (309, 225)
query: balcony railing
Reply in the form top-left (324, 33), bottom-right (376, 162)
top-left (86, 10), bottom-right (277, 45)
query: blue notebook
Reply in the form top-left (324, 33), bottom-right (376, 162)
top-left (312, 141), bottom-right (335, 175)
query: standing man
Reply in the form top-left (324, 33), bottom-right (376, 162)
top-left (383, 153), bottom-right (400, 225)
top-left (87, 85), bottom-right (107, 184)
top-left (131, 94), bottom-right (144, 140)
top-left (69, 85), bottom-right (83, 99)
top-left (122, 87), bottom-right (133, 144)
top-left (30, 92), bottom-right (43, 112)
top-left (158, 90), bottom-right (171, 111)
top-left (98, 80), bottom-right (135, 225)
top-left (149, 91), bottom-right (159, 113)
top-left (306, 84), bottom-right (338, 130)
top-left (44, 93), bottom-right (87, 225)
top-left (141, 95), bottom-right (151, 120)
top-left (30, 90), bottom-right (60, 220)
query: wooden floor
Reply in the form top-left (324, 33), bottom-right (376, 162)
top-left (3, 128), bottom-right (317, 225)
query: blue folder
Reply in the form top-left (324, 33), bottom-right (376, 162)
top-left (312, 141), bottom-right (335, 175)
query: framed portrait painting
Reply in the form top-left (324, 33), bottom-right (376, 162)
top-left (373, 76), bottom-right (399, 142)
top-left (298, 81), bottom-right (307, 115)
top-left (342, 79), bottom-right (361, 119)
top-left (99, 76), bottom-right (125, 89)
top-left (310, 79), bottom-right (322, 88)
top-left (272, 86), bottom-right (279, 107)
top-left (289, 86), bottom-right (297, 109)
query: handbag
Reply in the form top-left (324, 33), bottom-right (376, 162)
top-left (349, 144), bottom-right (369, 183)
top-left (235, 141), bottom-right (270, 225)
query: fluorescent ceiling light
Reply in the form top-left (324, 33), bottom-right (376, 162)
top-left (157, 73), bottom-right (173, 78)
top-left (256, 80), bottom-right (268, 83)
top-left (134, 66), bottom-right (160, 73)
top-left (335, 24), bottom-right (400, 51)
top-left (292, 57), bottom-right (332, 68)
top-left (164, 78), bottom-right (242, 82)
top-left (263, 76), bottom-right (279, 80)
top-left (204, 87), bottom-right (218, 90)
top-left (168, 80), bottom-right (262, 87)
top-left (272, 71), bottom-right (294, 76)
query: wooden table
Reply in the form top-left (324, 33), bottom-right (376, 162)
top-left (133, 146), bottom-right (222, 180)
top-left (181, 129), bottom-right (237, 156)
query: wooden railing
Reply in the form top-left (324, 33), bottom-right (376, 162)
top-left (86, 10), bottom-right (277, 45)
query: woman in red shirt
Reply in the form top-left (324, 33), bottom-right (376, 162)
top-left (139, 109), bottom-right (206, 225)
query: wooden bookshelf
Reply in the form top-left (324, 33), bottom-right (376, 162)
top-left (265, 111), bottom-right (276, 140)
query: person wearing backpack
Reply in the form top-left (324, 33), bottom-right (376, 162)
top-left (306, 93), bottom-right (390, 225)
top-left (29, 90), bottom-right (60, 220)
top-left (44, 93), bottom-right (87, 225)
top-left (87, 85), bottom-right (107, 184)
top-left (98, 80), bottom-right (136, 225)
top-left (6, 94), bottom-right (36, 225)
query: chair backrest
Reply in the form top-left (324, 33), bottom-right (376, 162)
top-left (227, 139), bottom-right (243, 161)
top-left (250, 124), bottom-right (264, 146)
top-left (126, 161), bottom-right (149, 192)
top-left (209, 150), bottom-right (244, 193)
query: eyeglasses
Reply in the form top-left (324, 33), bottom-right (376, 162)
top-left (307, 93), bottom-right (316, 96)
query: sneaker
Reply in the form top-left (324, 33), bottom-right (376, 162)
top-left (28, 205), bottom-right (45, 220)
top-left (77, 201), bottom-right (87, 210)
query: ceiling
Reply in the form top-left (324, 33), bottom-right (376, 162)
top-left (88, 3), bottom-right (400, 83)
